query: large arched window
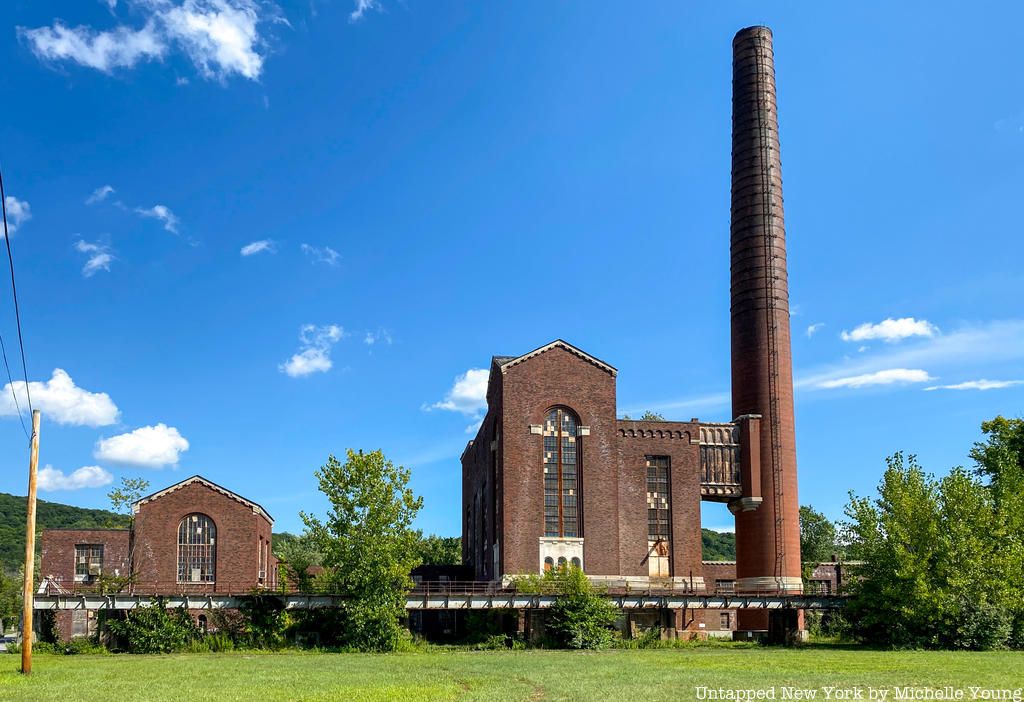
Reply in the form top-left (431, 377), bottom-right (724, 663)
top-left (178, 514), bottom-right (216, 583)
top-left (543, 407), bottom-right (580, 538)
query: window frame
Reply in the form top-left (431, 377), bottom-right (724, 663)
top-left (543, 406), bottom-right (582, 538)
top-left (74, 544), bottom-right (104, 582)
top-left (177, 513), bottom-right (217, 584)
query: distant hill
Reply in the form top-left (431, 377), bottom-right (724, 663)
top-left (702, 528), bottom-right (736, 560)
top-left (0, 493), bottom-right (129, 574)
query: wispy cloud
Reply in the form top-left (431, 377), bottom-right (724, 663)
top-left (817, 368), bottom-right (932, 390)
top-left (925, 379), bottom-right (1023, 392)
top-left (3, 196), bottom-right (31, 235)
top-left (806, 322), bottom-right (824, 338)
top-left (240, 239), bottom-right (275, 256)
top-left (350, 0), bottom-right (381, 22)
top-left (840, 317), bottom-right (938, 343)
top-left (86, 184), bottom-right (116, 205)
top-left (301, 243), bottom-right (340, 266)
top-left (19, 0), bottom-right (275, 81)
top-left (280, 324), bottom-right (344, 377)
top-left (75, 240), bottom-right (115, 277)
top-left (38, 465), bottom-right (113, 491)
top-left (626, 320), bottom-right (1024, 412)
top-left (364, 329), bottom-right (392, 346)
top-left (135, 204), bottom-right (179, 233)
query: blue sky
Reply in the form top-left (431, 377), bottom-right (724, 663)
top-left (1, 1), bottom-right (1022, 537)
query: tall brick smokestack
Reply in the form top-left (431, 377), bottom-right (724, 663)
top-left (729, 26), bottom-right (802, 606)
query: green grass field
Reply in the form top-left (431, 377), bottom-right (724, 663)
top-left (1, 646), bottom-right (1021, 701)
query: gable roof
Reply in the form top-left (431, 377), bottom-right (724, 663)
top-left (132, 475), bottom-right (273, 523)
top-left (495, 339), bottom-right (617, 377)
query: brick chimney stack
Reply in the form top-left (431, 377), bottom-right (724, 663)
top-left (729, 26), bottom-right (803, 614)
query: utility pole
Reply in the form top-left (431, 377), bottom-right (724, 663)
top-left (21, 409), bottom-right (40, 675)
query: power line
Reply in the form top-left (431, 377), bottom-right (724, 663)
top-left (0, 334), bottom-right (28, 439)
top-left (0, 162), bottom-right (33, 437)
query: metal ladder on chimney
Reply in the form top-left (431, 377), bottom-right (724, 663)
top-left (751, 34), bottom-right (787, 586)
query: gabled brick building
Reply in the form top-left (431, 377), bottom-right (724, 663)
top-left (40, 475), bottom-right (276, 639)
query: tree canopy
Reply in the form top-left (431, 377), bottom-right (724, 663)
top-left (301, 449), bottom-right (423, 651)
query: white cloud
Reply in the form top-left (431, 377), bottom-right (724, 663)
top-left (841, 317), bottom-right (938, 343)
top-left (240, 239), bottom-right (275, 256)
top-left (104, 0), bottom-right (119, 10)
top-left (429, 368), bottom-right (489, 416)
top-left (806, 322), bottom-right (824, 338)
top-left (95, 423), bottom-right (190, 468)
top-left (364, 329), bottom-right (392, 346)
top-left (86, 185), bottom-right (116, 205)
top-left (817, 368), bottom-right (932, 390)
top-left (924, 379), bottom-right (1024, 392)
top-left (75, 240), bottom-right (114, 277)
top-left (19, 0), bottom-right (273, 82)
top-left (628, 320), bottom-right (1024, 411)
top-left (0, 369), bottom-right (119, 426)
top-left (279, 324), bottom-right (344, 377)
top-left (161, 0), bottom-right (265, 81)
top-left (135, 204), bottom-right (179, 233)
top-left (350, 0), bottom-right (380, 21)
top-left (301, 243), bottom-right (340, 266)
top-left (19, 21), bottom-right (165, 72)
top-left (38, 465), bottom-right (114, 491)
top-left (4, 196), bottom-right (31, 234)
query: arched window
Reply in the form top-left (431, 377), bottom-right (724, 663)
top-left (544, 557), bottom-right (554, 572)
top-left (543, 407), bottom-right (580, 537)
top-left (557, 556), bottom-right (567, 568)
top-left (197, 614), bottom-right (208, 634)
top-left (571, 557), bottom-right (582, 570)
top-left (178, 514), bottom-right (216, 583)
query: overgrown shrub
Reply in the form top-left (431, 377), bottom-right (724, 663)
top-left (105, 599), bottom-right (200, 653)
top-left (517, 566), bottom-right (618, 650)
top-left (948, 599), bottom-right (1012, 651)
top-left (239, 593), bottom-right (288, 649)
top-left (7, 639), bottom-right (108, 655)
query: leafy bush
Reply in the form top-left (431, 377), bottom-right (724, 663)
top-left (517, 565), bottom-right (618, 650)
top-left (105, 599), bottom-right (200, 653)
top-left (239, 593), bottom-right (288, 649)
top-left (184, 632), bottom-right (236, 653)
top-left (949, 599), bottom-right (1012, 651)
top-left (7, 638), bottom-right (108, 655)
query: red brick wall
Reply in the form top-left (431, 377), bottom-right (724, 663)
top-left (498, 345), bottom-right (619, 576)
top-left (40, 529), bottom-right (130, 639)
top-left (133, 481), bottom-right (273, 592)
top-left (615, 420), bottom-right (703, 581)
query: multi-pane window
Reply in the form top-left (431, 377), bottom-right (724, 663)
top-left (177, 513), bottom-right (216, 583)
top-left (716, 579), bottom-right (735, 593)
top-left (543, 407), bottom-right (580, 538)
top-left (720, 612), bottom-right (731, 630)
top-left (74, 544), bottom-right (103, 582)
top-left (646, 456), bottom-right (671, 541)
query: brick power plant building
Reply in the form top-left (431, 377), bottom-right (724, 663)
top-left (462, 26), bottom-right (804, 637)
top-left (40, 476), bottom-right (277, 640)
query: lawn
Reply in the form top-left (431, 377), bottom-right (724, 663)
top-left (0, 646), bottom-right (1021, 701)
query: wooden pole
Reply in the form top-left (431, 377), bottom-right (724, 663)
top-left (21, 409), bottom-right (40, 675)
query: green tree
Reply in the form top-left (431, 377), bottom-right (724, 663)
top-left (106, 599), bottom-right (200, 653)
top-left (415, 533), bottom-right (461, 565)
top-left (799, 505), bottom-right (837, 579)
top-left (274, 533), bottom-right (322, 592)
top-left (102, 477), bottom-right (149, 594)
top-left (621, 411), bottom-right (666, 421)
top-left (301, 450), bottom-right (423, 651)
top-left (842, 450), bottom-right (1017, 649)
top-left (0, 568), bottom-right (21, 633)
